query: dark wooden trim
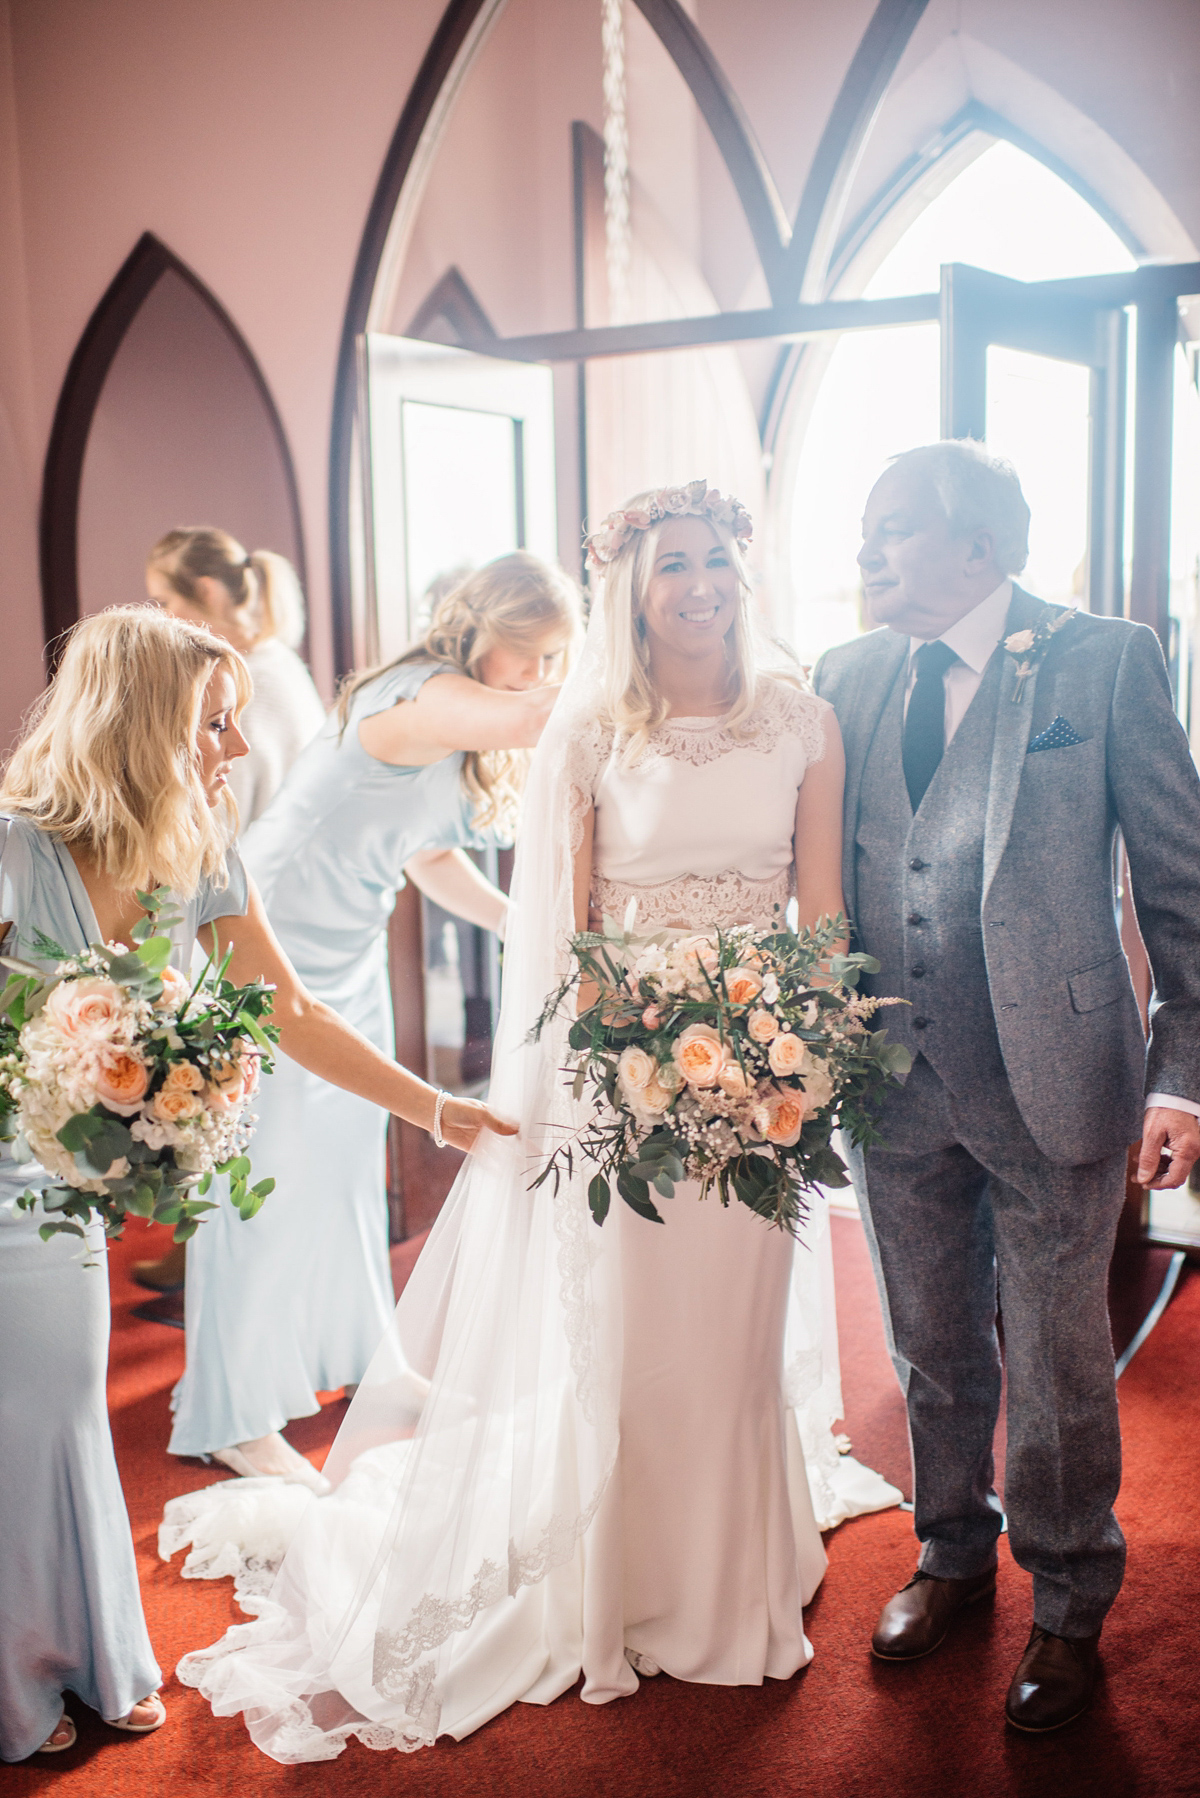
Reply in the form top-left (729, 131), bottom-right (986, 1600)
top-left (39, 231), bottom-right (306, 671)
top-left (630, 0), bottom-right (790, 302)
top-left (406, 264), bottom-right (497, 344)
top-left (785, 0), bottom-right (931, 303)
top-left (1129, 290), bottom-right (1178, 649)
top-left (458, 291), bottom-right (939, 363)
top-left (328, 0), bottom-right (497, 680)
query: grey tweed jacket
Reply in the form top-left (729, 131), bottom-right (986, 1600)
top-left (813, 586), bottom-right (1200, 1165)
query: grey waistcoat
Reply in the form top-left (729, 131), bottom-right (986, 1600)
top-left (854, 649), bottom-right (1009, 1098)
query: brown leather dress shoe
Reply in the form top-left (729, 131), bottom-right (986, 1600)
top-left (1005, 1624), bottom-right (1100, 1732)
top-left (871, 1567), bottom-right (997, 1660)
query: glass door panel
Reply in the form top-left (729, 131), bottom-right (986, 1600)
top-left (359, 334), bottom-right (557, 1102)
top-left (985, 346), bottom-right (1092, 604)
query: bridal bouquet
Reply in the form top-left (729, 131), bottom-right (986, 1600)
top-left (0, 887), bottom-right (278, 1251)
top-left (531, 909), bottom-right (911, 1236)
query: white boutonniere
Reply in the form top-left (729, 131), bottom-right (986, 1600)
top-left (1003, 608), bottom-right (1077, 704)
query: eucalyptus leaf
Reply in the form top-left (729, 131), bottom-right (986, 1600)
top-left (587, 1173), bottom-right (611, 1225)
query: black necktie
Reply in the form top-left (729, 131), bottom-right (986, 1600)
top-left (903, 640), bottom-right (957, 812)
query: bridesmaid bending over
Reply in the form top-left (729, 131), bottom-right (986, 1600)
top-left (169, 552), bottom-right (580, 1484)
top-left (0, 609), bottom-right (512, 1760)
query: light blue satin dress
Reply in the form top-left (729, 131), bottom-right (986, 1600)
top-left (170, 663), bottom-right (492, 1458)
top-left (0, 815), bottom-right (247, 1761)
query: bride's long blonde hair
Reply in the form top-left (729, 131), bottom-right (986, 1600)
top-left (1, 607), bottom-right (251, 894)
top-left (599, 495), bottom-right (760, 763)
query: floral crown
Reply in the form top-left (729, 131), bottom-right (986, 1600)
top-left (583, 479), bottom-right (753, 573)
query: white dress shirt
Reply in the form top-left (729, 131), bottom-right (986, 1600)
top-left (904, 580), bottom-right (1195, 1122)
top-left (904, 579), bottom-right (1013, 742)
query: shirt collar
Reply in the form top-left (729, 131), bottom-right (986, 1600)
top-left (908, 579), bottom-right (1013, 676)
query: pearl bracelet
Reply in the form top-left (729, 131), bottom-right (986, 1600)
top-left (432, 1089), bottom-right (449, 1149)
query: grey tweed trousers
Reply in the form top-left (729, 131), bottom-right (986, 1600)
top-left (845, 1053), bottom-right (1128, 1638)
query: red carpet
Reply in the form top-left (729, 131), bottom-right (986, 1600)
top-left (8, 1214), bottom-right (1198, 1796)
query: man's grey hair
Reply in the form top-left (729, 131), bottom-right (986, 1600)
top-left (889, 440), bottom-right (1031, 576)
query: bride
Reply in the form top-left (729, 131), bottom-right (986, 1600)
top-left (164, 482), bottom-right (899, 1760)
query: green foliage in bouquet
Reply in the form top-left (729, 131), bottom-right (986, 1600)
top-left (530, 910), bottom-right (911, 1237)
top-left (0, 886), bottom-right (279, 1253)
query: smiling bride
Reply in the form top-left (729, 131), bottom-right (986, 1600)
top-left (163, 481), bottom-right (900, 1762)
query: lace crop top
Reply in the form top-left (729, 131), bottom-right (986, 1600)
top-left (588, 678), bottom-right (831, 932)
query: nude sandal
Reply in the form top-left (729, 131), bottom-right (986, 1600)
top-left (107, 1692), bottom-right (167, 1734)
top-left (37, 1711), bottom-right (77, 1753)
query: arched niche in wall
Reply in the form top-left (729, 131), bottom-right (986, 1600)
top-left (41, 232), bottom-right (305, 661)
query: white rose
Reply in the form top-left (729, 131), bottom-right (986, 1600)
top-left (800, 1063), bottom-right (835, 1113)
top-left (617, 1045), bottom-right (655, 1094)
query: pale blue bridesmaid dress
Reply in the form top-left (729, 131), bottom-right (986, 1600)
top-left (169, 663), bottom-right (494, 1459)
top-left (0, 815), bottom-right (248, 1761)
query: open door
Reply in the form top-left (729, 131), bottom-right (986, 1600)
top-left (358, 334), bottom-right (557, 662)
top-left (357, 335), bottom-right (558, 1237)
top-left (939, 262), bottom-right (1127, 618)
top-left (939, 263), bottom-right (1200, 1255)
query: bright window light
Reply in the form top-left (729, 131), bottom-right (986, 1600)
top-left (789, 140), bottom-right (1137, 663)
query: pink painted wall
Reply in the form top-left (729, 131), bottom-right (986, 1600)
top-left (3, 0), bottom-right (1200, 758)
top-left (0, 0), bottom-right (447, 750)
top-left (77, 268), bottom-right (302, 618)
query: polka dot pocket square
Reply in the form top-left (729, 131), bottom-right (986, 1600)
top-left (1027, 715), bottom-right (1087, 753)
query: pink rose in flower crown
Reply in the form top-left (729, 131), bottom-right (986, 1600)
top-left (723, 966), bottom-right (763, 1007)
top-left (747, 1007), bottom-right (779, 1044)
top-left (91, 1045), bottom-right (151, 1114)
top-left (149, 1086), bottom-right (203, 1123)
top-left (673, 1022), bottom-right (725, 1088)
top-left (44, 977), bottom-right (130, 1045)
top-left (767, 1031), bottom-right (810, 1078)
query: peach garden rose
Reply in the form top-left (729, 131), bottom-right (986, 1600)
top-left (90, 1046), bottom-right (151, 1115)
top-left (747, 1007), bottom-right (779, 1044)
top-left (673, 1022), bottom-right (725, 1088)
top-left (723, 966), bottom-right (763, 1007)
top-left (767, 1031), bottom-right (810, 1078)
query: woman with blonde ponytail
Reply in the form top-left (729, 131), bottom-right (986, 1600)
top-left (168, 551), bottom-right (580, 1483)
top-left (147, 527), bottom-right (326, 824)
top-left (137, 530), bottom-right (327, 1296)
top-left (0, 608), bottom-right (514, 1760)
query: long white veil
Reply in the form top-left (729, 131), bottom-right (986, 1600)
top-left (169, 585), bottom-right (893, 1761)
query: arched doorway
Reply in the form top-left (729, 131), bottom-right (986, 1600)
top-left (41, 233), bottom-right (305, 659)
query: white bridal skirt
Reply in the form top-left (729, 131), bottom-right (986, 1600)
top-left (162, 1174), bottom-right (899, 1762)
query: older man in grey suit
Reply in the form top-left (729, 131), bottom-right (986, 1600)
top-left (813, 440), bottom-right (1200, 1732)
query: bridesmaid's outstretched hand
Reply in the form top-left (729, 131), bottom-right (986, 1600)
top-left (440, 1097), bottom-right (520, 1153)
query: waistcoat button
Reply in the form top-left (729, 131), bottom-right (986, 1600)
top-left (907, 912), bottom-right (924, 927)
top-left (909, 857), bottom-right (927, 871)
top-left (911, 964), bottom-right (926, 978)
top-left (912, 1016), bottom-right (929, 1029)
